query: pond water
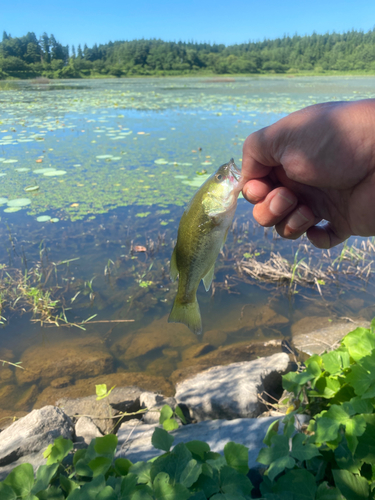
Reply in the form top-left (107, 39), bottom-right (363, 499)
top-left (1, 76), bottom-right (375, 423)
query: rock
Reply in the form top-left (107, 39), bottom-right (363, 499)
top-left (16, 338), bottom-right (114, 386)
top-left (0, 384), bottom-right (16, 402)
top-left (56, 386), bottom-right (142, 435)
top-left (0, 409), bottom-right (28, 432)
top-left (14, 384), bottom-right (39, 411)
top-left (145, 358), bottom-right (176, 378)
top-left (0, 452), bottom-right (47, 481)
top-left (34, 372), bottom-right (174, 409)
top-left (140, 391), bottom-right (177, 424)
top-left (0, 406), bottom-right (73, 469)
top-left (202, 330), bottom-right (227, 346)
top-left (175, 353), bottom-right (291, 421)
top-left (181, 343), bottom-right (216, 361)
top-left (116, 415), bottom-right (307, 469)
top-left (75, 417), bottom-right (103, 445)
top-left (115, 315), bottom-right (198, 360)
top-left (0, 348), bottom-right (14, 361)
top-left (292, 318), bottom-right (370, 355)
top-left (0, 365), bottom-right (14, 383)
top-left (238, 304), bottom-right (289, 330)
top-left (50, 376), bottom-right (73, 389)
top-left (171, 340), bottom-right (285, 385)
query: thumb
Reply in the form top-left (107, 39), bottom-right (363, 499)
top-left (241, 127), bottom-right (281, 182)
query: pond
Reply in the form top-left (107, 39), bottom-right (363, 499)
top-left (1, 76), bottom-right (375, 423)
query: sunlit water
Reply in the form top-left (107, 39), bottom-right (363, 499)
top-left (1, 76), bottom-right (375, 421)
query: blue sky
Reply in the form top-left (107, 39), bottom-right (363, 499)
top-left (2, 0), bottom-right (375, 50)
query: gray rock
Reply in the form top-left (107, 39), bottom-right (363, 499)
top-left (140, 391), bottom-right (177, 424)
top-left (116, 416), bottom-right (307, 469)
top-left (175, 353), bottom-right (291, 421)
top-left (0, 452), bottom-right (47, 481)
top-left (0, 406), bottom-right (73, 469)
top-left (75, 417), bottom-right (103, 445)
top-left (57, 386), bottom-right (142, 434)
top-left (293, 320), bottom-right (370, 355)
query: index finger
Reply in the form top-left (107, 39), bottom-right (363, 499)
top-left (241, 126), bottom-right (281, 182)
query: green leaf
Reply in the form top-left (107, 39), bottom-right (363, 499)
top-left (94, 434), bottom-right (118, 458)
top-left (334, 439), bottom-right (361, 473)
top-left (341, 327), bottom-right (375, 361)
top-left (219, 465), bottom-right (253, 497)
top-left (174, 406), bottom-right (187, 424)
top-left (88, 457), bottom-right (112, 477)
top-left (263, 420), bottom-right (279, 446)
top-left (312, 376), bottom-right (341, 399)
top-left (159, 405), bottom-right (174, 424)
top-left (356, 424), bottom-right (375, 463)
top-left (74, 458), bottom-right (94, 478)
top-left (290, 433), bottom-right (321, 461)
top-left (95, 384), bottom-right (116, 401)
top-left (257, 434), bottom-right (290, 465)
top-left (44, 437), bottom-right (73, 465)
top-left (179, 459), bottom-right (202, 488)
top-left (267, 455), bottom-right (296, 482)
top-left (274, 469), bottom-right (317, 499)
top-left (332, 469), bottom-right (370, 500)
top-left (152, 472), bottom-right (190, 500)
top-left (0, 483), bottom-right (17, 500)
top-left (3, 463), bottom-right (35, 498)
top-left (129, 462), bottom-right (152, 485)
top-left (67, 474), bottom-right (106, 500)
top-left (120, 473), bottom-right (138, 496)
top-left (186, 492), bottom-right (207, 500)
top-left (73, 448), bottom-right (86, 467)
top-left (193, 467), bottom-right (220, 498)
top-left (131, 490), bottom-right (153, 500)
top-left (151, 443), bottom-right (192, 484)
top-left (36, 486), bottom-right (64, 499)
top-left (96, 486), bottom-right (117, 500)
top-left (321, 349), bottom-right (350, 375)
top-left (59, 475), bottom-right (79, 495)
top-left (184, 440), bottom-right (210, 459)
top-left (282, 370), bottom-right (315, 395)
top-left (152, 427), bottom-right (174, 452)
top-left (315, 481), bottom-right (344, 499)
top-left (162, 418), bottom-right (179, 431)
top-left (223, 442), bottom-right (249, 475)
top-left (114, 458), bottom-right (132, 476)
top-left (31, 464), bottom-right (59, 494)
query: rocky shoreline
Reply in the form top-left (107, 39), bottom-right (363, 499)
top-left (0, 316), bottom-right (368, 481)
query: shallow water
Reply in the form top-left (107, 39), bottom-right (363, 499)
top-left (1, 76), bottom-right (375, 420)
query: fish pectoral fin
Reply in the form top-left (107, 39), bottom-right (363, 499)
top-left (220, 227), bottom-right (229, 251)
top-left (170, 246), bottom-right (178, 282)
top-left (202, 263), bottom-right (215, 292)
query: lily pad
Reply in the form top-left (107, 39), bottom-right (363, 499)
top-left (36, 215), bottom-right (51, 222)
top-left (7, 198), bottom-right (31, 207)
top-left (24, 186), bottom-right (40, 192)
top-left (43, 170), bottom-right (67, 176)
top-left (154, 159), bottom-right (168, 165)
top-left (0, 197), bottom-right (8, 205)
top-left (15, 168), bottom-right (30, 172)
top-left (4, 206), bottom-right (22, 213)
top-left (3, 159), bottom-right (18, 163)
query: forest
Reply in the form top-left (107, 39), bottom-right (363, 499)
top-left (1, 28), bottom-right (375, 79)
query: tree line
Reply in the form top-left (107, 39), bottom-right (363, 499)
top-left (1, 28), bottom-right (375, 79)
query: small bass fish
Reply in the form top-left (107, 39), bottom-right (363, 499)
top-left (168, 159), bottom-right (243, 334)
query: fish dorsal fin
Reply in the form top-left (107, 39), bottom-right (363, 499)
top-left (170, 246), bottom-right (179, 282)
top-left (202, 263), bottom-right (215, 292)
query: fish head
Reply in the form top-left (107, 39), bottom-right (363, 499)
top-left (201, 159), bottom-right (243, 217)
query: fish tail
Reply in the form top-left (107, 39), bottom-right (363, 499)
top-left (168, 296), bottom-right (202, 335)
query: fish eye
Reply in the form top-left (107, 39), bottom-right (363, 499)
top-left (216, 173), bottom-right (224, 182)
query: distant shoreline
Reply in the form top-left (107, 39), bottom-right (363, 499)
top-left (2, 70), bottom-right (375, 82)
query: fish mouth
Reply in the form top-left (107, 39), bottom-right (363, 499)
top-left (228, 158), bottom-right (242, 184)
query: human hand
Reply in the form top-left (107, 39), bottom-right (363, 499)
top-left (241, 99), bottom-right (375, 248)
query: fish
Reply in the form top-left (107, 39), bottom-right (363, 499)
top-left (168, 158), bottom-right (243, 334)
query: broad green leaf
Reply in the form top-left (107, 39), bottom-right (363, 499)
top-left (263, 420), bottom-right (279, 446)
top-left (210, 495), bottom-right (245, 500)
top-left (120, 473), bottom-right (138, 496)
top-left (315, 481), bottom-right (344, 499)
top-left (73, 448), bottom-right (86, 467)
top-left (59, 475), bottom-right (79, 495)
top-left (3, 463), bottom-right (34, 498)
top-left (223, 442), bottom-right (249, 475)
top-left (356, 424), bottom-right (375, 463)
top-left (266, 455), bottom-right (296, 482)
top-left (44, 437), bottom-right (73, 465)
top-left (206, 456), bottom-right (227, 471)
top-left (88, 457), bottom-right (112, 477)
top-left (332, 469), bottom-right (370, 500)
top-left (349, 396), bottom-right (373, 414)
top-left (0, 483), bottom-right (17, 500)
top-left (159, 405), bottom-right (174, 424)
top-left (74, 458), bottom-right (94, 477)
top-left (151, 427), bottom-right (174, 452)
top-left (67, 474), bottom-right (106, 500)
top-left (174, 406), bottom-right (187, 424)
top-left (95, 384), bottom-right (115, 400)
top-left (282, 370), bottom-right (315, 395)
top-left (185, 440), bottom-right (210, 459)
top-left (114, 458), bottom-right (132, 476)
top-left (346, 357), bottom-right (375, 398)
top-left (290, 433), bottom-right (321, 461)
top-left (36, 486), bottom-right (64, 499)
top-left (94, 434), bottom-right (118, 458)
top-left (274, 469), bottom-right (317, 499)
top-left (193, 467), bottom-right (220, 498)
top-left (162, 418), bottom-right (179, 431)
top-left (151, 443), bottom-right (191, 483)
top-left (152, 472), bottom-right (190, 500)
top-left (129, 462), bottom-right (152, 485)
top-left (187, 492), bottom-right (207, 500)
top-left (31, 464), bottom-right (59, 494)
top-left (219, 465), bottom-right (253, 497)
top-left (96, 486), bottom-right (117, 500)
top-left (257, 434), bottom-right (290, 465)
top-left (334, 439), bottom-right (361, 473)
top-left (321, 349), bottom-right (350, 375)
top-left (178, 459), bottom-right (202, 487)
top-left (312, 376), bottom-right (341, 399)
top-left (341, 328), bottom-right (375, 361)
top-left (131, 490), bottom-right (153, 500)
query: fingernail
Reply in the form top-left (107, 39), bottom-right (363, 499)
top-left (288, 209), bottom-right (310, 230)
top-left (269, 192), bottom-right (294, 216)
